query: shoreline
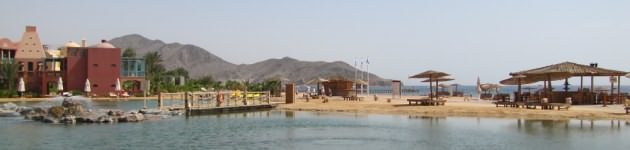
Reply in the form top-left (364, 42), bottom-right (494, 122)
top-left (2, 95), bottom-right (629, 121)
top-left (276, 96), bottom-right (630, 121)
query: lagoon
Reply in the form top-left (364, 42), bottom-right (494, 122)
top-left (1, 100), bottom-right (629, 150)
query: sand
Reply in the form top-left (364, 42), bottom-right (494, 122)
top-left (276, 95), bottom-right (630, 121)
top-left (3, 94), bottom-right (629, 120)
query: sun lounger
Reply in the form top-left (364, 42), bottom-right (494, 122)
top-left (109, 92), bottom-right (118, 98)
top-left (121, 92), bottom-right (130, 97)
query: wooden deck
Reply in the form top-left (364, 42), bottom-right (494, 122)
top-left (158, 91), bottom-right (275, 115)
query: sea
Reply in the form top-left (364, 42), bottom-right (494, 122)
top-left (0, 100), bottom-right (629, 150)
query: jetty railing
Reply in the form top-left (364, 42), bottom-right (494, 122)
top-left (158, 91), bottom-right (271, 111)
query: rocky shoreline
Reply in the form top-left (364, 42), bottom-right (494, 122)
top-left (1, 97), bottom-right (183, 124)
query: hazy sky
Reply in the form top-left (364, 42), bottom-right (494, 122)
top-left (2, 0), bottom-right (629, 85)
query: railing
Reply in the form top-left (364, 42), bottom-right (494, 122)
top-left (158, 91), bottom-right (271, 110)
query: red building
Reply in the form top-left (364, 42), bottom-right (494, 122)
top-left (4, 26), bottom-right (144, 97)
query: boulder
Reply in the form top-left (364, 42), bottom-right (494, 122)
top-left (61, 115), bottom-right (77, 124)
top-left (48, 106), bottom-right (65, 118)
top-left (43, 116), bottom-right (60, 124)
top-left (119, 112), bottom-right (144, 122)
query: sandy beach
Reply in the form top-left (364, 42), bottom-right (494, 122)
top-left (277, 95), bottom-right (630, 121)
top-left (3, 94), bottom-right (629, 120)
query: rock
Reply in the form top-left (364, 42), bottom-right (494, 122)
top-left (0, 110), bottom-right (20, 117)
top-left (139, 109), bottom-right (162, 115)
top-left (119, 112), bottom-right (144, 122)
top-left (48, 106), bottom-right (65, 118)
top-left (107, 110), bottom-right (124, 117)
top-left (97, 115), bottom-right (115, 123)
top-left (43, 116), bottom-right (60, 124)
top-left (61, 115), bottom-right (77, 124)
top-left (1, 103), bottom-right (18, 110)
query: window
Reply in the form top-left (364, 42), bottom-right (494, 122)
top-left (27, 62), bottom-right (33, 71)
top-left (93, 64), bottom-right (98, 67)
top-left (111, 64), bottom-right (116, 67)
top-left (111, 84), bottom-right (115, 87)
top-left (29, 37), bottom-right (32, 39)
top-left (93, 84), bottom-right (98, 88)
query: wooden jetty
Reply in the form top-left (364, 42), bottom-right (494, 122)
top-left (157, 91), bottom-right (275, 115)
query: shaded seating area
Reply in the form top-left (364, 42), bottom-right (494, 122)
top-left (501, 62), bottom-right (627, 110)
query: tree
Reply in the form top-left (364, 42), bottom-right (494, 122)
top-left (0, 63), bottom-right (19, 97)
top-left (143, 52), bottom-right (164, 94)
top-left (122, 48), bottom-right (137, 57)
top-left (164, 67), bottom-right (189, 79)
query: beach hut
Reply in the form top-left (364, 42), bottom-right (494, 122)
top-left (305, 77), bottom-right (329, 96)
top-left (410, 70), bottom-right (449, 100)
top-left (509, 62), bottom-right (627, 105)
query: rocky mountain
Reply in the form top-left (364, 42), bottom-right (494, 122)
top-left (109, 34), bottom-right (389, 85)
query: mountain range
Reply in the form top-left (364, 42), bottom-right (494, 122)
top-left (109, 34), bottom-right (389, 85)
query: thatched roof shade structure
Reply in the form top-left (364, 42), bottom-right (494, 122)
top-left (410, 70), bottom-right (449, 78)
top-left (421, 77), bottom-right (454, 82)
top-left (409, 70), bottom-right (450, 100)
top-left (507, 62), bottom-right (627, 105)
top-left (509, 62), bottom-right (626, 76)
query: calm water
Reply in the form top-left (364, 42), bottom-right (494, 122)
top-left (1, 101), bottom-right (630, 150)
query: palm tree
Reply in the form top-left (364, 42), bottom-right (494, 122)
top-left (143, 52), bottom-right (165, 93)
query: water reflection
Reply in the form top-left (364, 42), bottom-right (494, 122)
top-left (515, 119), bottom-right (626, 135)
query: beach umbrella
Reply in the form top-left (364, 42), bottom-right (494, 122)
top-left (57, 77), bottom-right (64, 92)
top-left (410, 70), bottom-right (449, 100)
top-left (115, 78), bottom-right (122, 92)
top-left (84, 79), bottom-right (91, 93)
top-left (17, 77), bottom-right (25, 96)
top-left (476, 77), bottom-right (482, 94)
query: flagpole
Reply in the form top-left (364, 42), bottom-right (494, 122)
top-left (360, 59), bottom-right (364, 95)
top-left (366, 57), bottom-right (370, 96)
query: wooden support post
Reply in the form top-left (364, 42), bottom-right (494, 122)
top-left (157, 92), bottom-right (163, 109)
top-left (286, 84), bottom-right (295, 104)
top-left (184, 92), bottom-right (190, 110)
top-left (618, 76), bottom-right (621, 104)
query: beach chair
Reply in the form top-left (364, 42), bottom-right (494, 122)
top-left (121, 92), bottom-right (130, 98)
top-left (109, 92), bottom-right (118, 98)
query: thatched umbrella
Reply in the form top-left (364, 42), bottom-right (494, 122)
top-left (410, 70), bottom-right (449, 100)
top-left (510, 62), bottom-right (626, 105)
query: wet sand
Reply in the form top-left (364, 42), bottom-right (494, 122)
top-left (277, 95), bottom-right (630, 120)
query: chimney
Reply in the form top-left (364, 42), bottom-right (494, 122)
top-left (25, 26), bottom-right (36, 32)
top-left (81, 39), bottom-right (86, 47)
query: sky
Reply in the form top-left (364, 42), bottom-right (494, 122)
top-left (1, 0), bottom-right (629, 85)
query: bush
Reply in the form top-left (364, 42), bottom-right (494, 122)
top-left (0, 90), bottom-right (17, 98)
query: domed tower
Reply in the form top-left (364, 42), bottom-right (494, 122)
top-left (60, 41), bottom-right (80, 57)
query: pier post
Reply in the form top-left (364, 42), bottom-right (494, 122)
top-left (184, 92), bottom-right (190, 111)
top-left (286, 84), bottom-right (295, 104)
top-left (158, 92), bottom-right (163, 109)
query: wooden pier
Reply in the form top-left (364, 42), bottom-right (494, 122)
top-left (157, 91), bottom-right (275, 115)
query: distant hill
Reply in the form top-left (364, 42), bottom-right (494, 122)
top-left (109, 34), bottom-right (389, 85)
